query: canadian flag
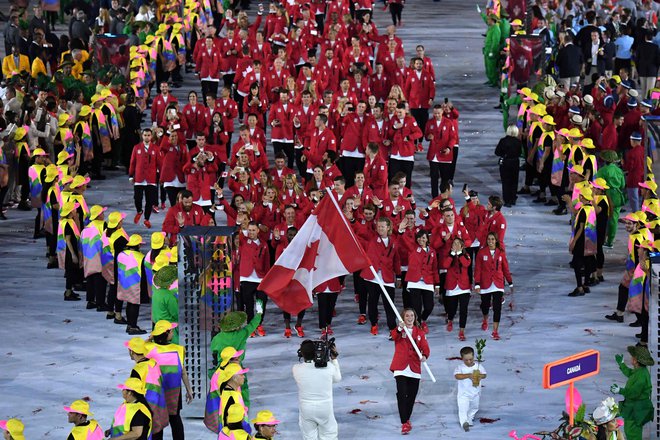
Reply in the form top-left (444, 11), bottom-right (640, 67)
top-left (259, 191), bottom-right (371, 315)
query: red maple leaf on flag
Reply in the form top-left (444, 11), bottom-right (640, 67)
top-left (299, 240), bottom-right (320, 272)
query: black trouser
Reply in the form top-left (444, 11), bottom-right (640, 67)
top-left (571, 249), bottom-right (595, 288)
top-left (409, 288), bottom-right (434, 322)
top-left (315, 13), bottom-right (325, 30)
top-left (87, 272), bottom-right (107, 306)
top-left (235, 92), bottom-right (245, 121)
top-left (134, 185), bottom-right (158, 220)
top-left (339, 156), bottom-right (365, 188)
top-left (367, 281), bottom-right (397, 329)
top-left (389, 2), bottom-right (403, 25)
top-left (466, 247), bottom-right (477, 284)
top-left (126, 302), bottom-right (140, 328)
top-left (640, 308), bottom-right (649, 344)
top-left (318, 292), bottom-right (339, 328)
top-left (294, 148), bottom-right (305, 177)
top-left (410, 108), bottom-right (429, 139)
top-left (152, 400), bottom-right (185, 440)
top-left (159, 183), bottom-right (167, 206)
top-left (480, 291), bottom-right (503, 322)
top-left (165, 186), bottom-right (182, 206)
top-left (201, 80), bottom-right (219, 100)
top-left (446, 293), bottom-right (470, 328)
top-left (107, 283), bottom-right (123, 313)
top-left (388, 159), bottom-right (413, 187)
top-left (596, 234), bottom-right (605, 270)
top-left (18, 150), bottom-right (29, 204)
top-left (539, 159), bottom-right (552, 194)
top-left (450, 146), bottom-right (459, 181)
top-left (395, 376), bottom-right (419, 424)
top-left (617, 284), bottom-right (629, 312)
top-left (240, 281), bottom-right (267, 325)
top-left (400, 272), bottom-right (410, 308)
top-left (222, 73), bottom-right (235, 89)
top-left (65, 252), bottom-right (83, 290)
top-left (34, 208), bottom-right (42, 236)
top-left (438, 272), bottom-right (447, 307)
top-left (273, 142), bottom-right (295, 169)
top-left (499, 158), bottom-right (519, 204)
top-left (550, 184), bottom-right (565, 209)
top-left (524, 162), bottom-right (536, 187)
top-left (430, 162), bottom-right (452, 199)
top-left (355, 271), bottom-right (368, 314)
top-left (283, 310), bottom-right (306, 327)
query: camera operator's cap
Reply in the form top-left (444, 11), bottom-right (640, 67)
top-left (583, 94), bottom-right (594, 105)
top-left (592, 178), bottom-right (610, 190)
top-left (219, 363), bottom-right (249, 384)
top-left (220, 347), bottom-right (244, 368)
top-left (631, 131), bottom-right (643, 141)
top-left (151, 231), bottom-right (166, 250)
top-left (89, 205), bottom-right (107, 221)
top-left (0, 419), bottom-right (25, 440)
top-left (124, 336), bottom-right (147, 354)
top-left (251, 410), bottom-right (281, 425)
top-left (64, 399), bottom-right (93, 416)
top-left (152, 320), bottom-right (178, 336)
top-left (107, 211), bottom-right (126, 228)
top-left (642, 99), bottom-right (653, 108)
top-left (219, 311), bottom-right (247, 332)
top-left (13, 126), bottom-right (27, 140)
top-left (468, 190), bottom-right (478, 197)
top-left (541, 115), bottom-right (556, 125)
top-left (58, 113), bottom-right (71, 127)
top-left (152, 253), bottom-right (171, 273)
top-left (57, 150), bottom-right (74, 164)
top-left (78, 105), bottom-right (92, 117)
top-left (45, 164), bottom-right (59, 182)
top-left (70, 175), bottom-right (91, 189)
top-left (640, 179), bottom-right (658, 193)
top-left (118, 377), bottom-right (146, 395)
top-left (32, 147), bottom-right (47, 156)
top-left (225, 403), bottom-right (247, 424)
top-left (580, 138), bottom-right (595, 149)
top-left (621, 80), bottom-right (632, 89)
top-left (627, 97), bottom-right (638, 107)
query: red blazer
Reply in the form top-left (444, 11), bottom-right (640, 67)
top-left (370, 72), bottom-right (391, 103)
top-left (362, 116), bottom-right (390, 154)
top-left (431, 220), bottom-right (472, 257)
top-left (195, 45), bottom-right (221, 79)
top-left (184, 148), bottom-right (219, 201)
top-left (353, 217), bottom-right (377, 248)
top-left (293, 103), bottom-right (319, 147)
top-left (242, 94), bottom-right (269, 128)
top-left (215, 98), bottom-right (239, 133)
top-left (460, 200), bottom-right (487, 242)
top-left (389, 115), bottom-right (423, 158)
top-left (181, 104), bottom-right (207, 139)
top-left (442, 251), bottom-right (471, 290)
top-left (228, 178), bottom-right (254, 201)
top-left (252, 202), bottom-right (283, 233)
top-left (279, 189), bottom-right (310, 211)
top-left (425, 116), bottom-right (458, 163)
top-left (360, 235), bottom-right (401, 283)
top-left (377, 197), bottom-right (411, 228)
top-left (129, 143), bottom-right (161, 185)
top-left (151, 94), bottom-right (178, 128)
top-left (238, 234), bottom-right (271, 278)
top-left (230, 138), bottom-right (269, 174)
top-left (476, 211), bottom-right (507, 249)
top-left (305, 127), bottom-right (337, 169)
top-left (404, 69), bottom-right (435, 109)
top-left (270, 167), bottom-right (296, 189)
top-left (340, 113), bottom-right (368, 154)
top-left (363, 154), bottom-right (388, 198)
top-left (344, 185), bottom-right (375, 209)
top-left (159, 139), bottom-right (188, 184)
top-left (237, 68), bottom-right (267, 96)
top-left (269, 101), bottom-right (296, 141)
top-left (474, 246), bottom-right (512, 290)
top-left (265, 69), bottom-right (288, 102)
top-left (162, 202), bottom-right (207, 246)
top-left (405, 246), bottom-right (440, 285)
top-left (389, 325), bottom-right (430, 374)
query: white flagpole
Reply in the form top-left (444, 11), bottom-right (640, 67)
top-left (324, 190), bottom-right (436, 382)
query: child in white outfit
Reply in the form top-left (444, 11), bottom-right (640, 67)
top-left (453, 346), bottom-right (487, 431)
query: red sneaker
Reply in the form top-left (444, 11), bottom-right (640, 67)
top-left (250, 331), bottom-right (256, 338)
top-left (421, 322), bottom-right (429, 334)
top-left (481, 318), bottom-right (488, 331)
top-left (370, 324), bottom-right (378, 335)
top-left (160, 203), bottom-right (166, 210)
top-left (327, 325), bottom-right (334, 335)
top-left (144, 220), bottom-right (152, 229)
top-left (458, 330), bottom-right (466, 341)
top-left (295, 325), bottom-right (305, 337)
top-left (133, 212), bottom-right (142, 224)
top-left (401, 421), bottom-right (411, 434)
top-left (332, 308), bottom-right (337, 317)
top-left (152, 205), bottom-right (160, 214)
top-left (321, 328), bottom-right (327, 337)
top-left (446, 321), bottom-right (453, 332)
top-left (257, 325), bottom-right (266, 336)
top-left (492, 330), bottom-right (500, 340)
top-left (284, 328), bottom-right (292, 338)
top-left (354, 293), bottom-right (359, 303)
top-left (357, 314), bottom-right (367, 325)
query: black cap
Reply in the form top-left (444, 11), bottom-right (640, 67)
top-left (468, 190), bottom-right (478, 197)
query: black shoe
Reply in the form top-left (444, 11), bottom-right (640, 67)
top-left (553, 208), bottom-right (568, 215)
top-left (629, 320), bottom-right (642, 327)
top-left (531, 190), bottom-right (541, 197)
top-left (33, 231), bottom-right (45, 239)
top-left (605, 313), bottom-right (623, 322)
top-left (0, 212), bottom-right (6, 220)
top-left (568, 288), bottom-right (585, 297)
top-left (114, 317), bottom-right (128, 325)
top-left (494, 104), bottom-right (502, 109)
top-left (532, 197), bottom-right (547, 203)
top-left (96, 305), bottom-right (109, 312)
top-left (73, 283), bottom-right (86, 292)
top-left (86, 301), bottom-right (97, 310)
top-left (17, 202), bottom-right (32, 211)
top-left (126, 326), bottom-right (147, 335)
top-left (598, 275), bottom-right (605, 282)
top-left (635, 331), bottom-right (644, 339)
top-left (583, 286), bottom-right (591, 293)
top-left (584, 278), bottom-right (598, 286)
top-left (64, 292), bottom-right (81, 301)
top-left (544, 199), bottom-right (558, 206)
top-left (504, 203), bottom-right (513, 208)
top-left (47, 261), bottom-right (58, 269)
top-left (517, 187), bottom-right (531, 195)
top-left (106, 313), bottom-right (115, 320)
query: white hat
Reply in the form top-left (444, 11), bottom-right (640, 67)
top-left (593, 397), bottom-right (618, 425)
top-left (571, 114), bottom-right (584, 124)
top-left (629, 89), bottom-right (639, 98)
top-left (583, 94), bottom-right (594, 105)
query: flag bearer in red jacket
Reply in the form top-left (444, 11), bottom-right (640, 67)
top-left (129, 128), bottom-right (162, 229)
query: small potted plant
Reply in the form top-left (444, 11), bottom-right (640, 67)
top-left (473, 339), bottom-right (486, 387)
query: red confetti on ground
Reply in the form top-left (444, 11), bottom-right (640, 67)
top-left (349, 409), bottom-right (362, 414)
top-left (584, 328), bottom-right (596, 336)
top-left (82, 396), bottom-right (91, 401)
top-left (359, 400), bottom-right (378, 404)
top-left (446, 357), bottom-right (462, 361)
top-left (479, 417), bottom-right (500, 424)
top-left (359, 375), bottom-right (369, 380)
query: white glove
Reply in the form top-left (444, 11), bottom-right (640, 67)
top-left (477, 4), bottom-right (481, 12)
top-left (255, 299), bottom-right (264, 315)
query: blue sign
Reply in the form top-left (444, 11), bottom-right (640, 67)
top-left (545, 351), bottom-right (600, 388)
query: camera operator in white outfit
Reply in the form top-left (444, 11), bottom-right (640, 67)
top-left (292, 339), bottom-right (342, 440)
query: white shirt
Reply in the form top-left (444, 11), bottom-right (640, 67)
top-left (293, 359), bottom-right (341, 405)
top-left (454, 363), bottom-right (487, 398)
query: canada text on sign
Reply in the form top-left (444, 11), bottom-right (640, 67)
top-left (543, 350), bottom-right (600, 389)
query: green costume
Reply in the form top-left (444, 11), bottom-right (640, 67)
top-left (209, 311), bottom-right (262, 407)
top-left (152, 266), bottom-right (179, 343)
top-left (595, 159), bottom-right (627, 245)
top-left (499, 18), bottom-right (511, 49)
top-left (484, 17), bottom-right (502, 86)
top-left (616, 363), bottom-right (653, 440)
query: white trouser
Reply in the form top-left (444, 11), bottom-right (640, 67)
top-left (457, 393), bottom-right (480, 426)
top-left (299, 401), bottom-right (338, 440)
